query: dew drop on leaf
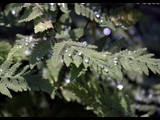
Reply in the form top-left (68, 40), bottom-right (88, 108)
top-left (84, 58), bottom-right (89, 63)
top-left (11, 10), bottom-right (16, 15)
top-left (117, 84), bottom-right (123, 90)
top-left (68, 53), bottom-right (72, 57)
top-left (49, 3), bottom-right (55, 6)
top-left (94, 12), bottom-right (100, 18)
top-left (78, 52), bottom-right (82, 56)
top-left (65, 78), bottom-right (70, 84)
top-left (65, 49), bottom-right (68, 53)
top-left (100, 17), bottom-right (104, 23)
top-left (36, 56), bottom-right (41, 61)
top-left (43, 36), bottom-right (47, 41)
top-left (82, 41), bottom-right (87, 46)
top-left (99, 64), bottom-right (104, 69)
top-left (104, 68), bottom-right (109, 73)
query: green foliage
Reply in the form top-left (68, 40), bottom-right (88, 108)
top-left (0, 3), bottom-right (160, 117)
top-left (63, 77), bottom-right (131, 117)
top-left (0, 41), bottom-right (11, 64)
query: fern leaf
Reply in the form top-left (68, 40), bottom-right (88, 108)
top-left (73, 53), bottom-right (83, 68)
top-left (34, 18), bottom-right (53, 33)
top-left (18, 6), bottom-right (43, 23)
top-left (4, 3), bottom-right (24, 16)
top-left (51, 42), bottom-right (67, 68)
top-left (29, 39), bottom-right (53, 65)
top-left (24, 74), bottom-right (55, 98)
top-left (63, 78), bottom-right (128, 117)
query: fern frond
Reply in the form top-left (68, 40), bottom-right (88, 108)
top-left (4, 3), bottom-right (25, 16)
top-left (63, 78), bottom-right (130, 117)
top-left (0, 61), bottom-right (30, 98)
top-left (34, 18), bottom-right (53, 33)
top-left (24, 74), bottom-right (55, 98)
top-left (113, 48), bottom-right (160, 76)
top-left (49, 41), bottom-right (124, 80)
top-left (18, 6), bottom-right (43, 23)
top-left (109, 6), bottom-right (143, 29)
top-left (74, 3), bottom-right (116, 30)
top-left (0, 41), bottom-right (11, 64)
top-left (29, 39), bottom-right (53, 65)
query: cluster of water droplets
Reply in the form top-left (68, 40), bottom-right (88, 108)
top-left (113, 57), bottom-right (118, 65)
top-left (57, 3), bottom-right (65, 8)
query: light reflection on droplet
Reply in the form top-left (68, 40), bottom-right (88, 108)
top-left (68, 53), bottom-right (71, 57)
top-left (11, 10), bottom-right (16, 15)
top-left (78, 52), bottom-right (82, 56)
top-left (82, 41), bottom-right (87, 46)
top-left (36, 56), bottom-right (41, 61)
top-left (43, 36), bottom-right (47, 41)
top-left (84, 58), bottom-right (89, 63)
top-left (99, 64), bottom-right (104, 69)
top-left (65, 78), bottom-right (70, 84)
top-left (94, 12), bottom-right (100, 18)
top-left (49, 3), bottom-right (54, 6)
top-left (117, 84), bottom-right (123, 90)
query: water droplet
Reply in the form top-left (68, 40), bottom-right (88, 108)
top-left (107, 77), bottom-right (111, 81)
top-left (148, 94), bottom-right (153, 99)
top-left (117, 84), bottom-right (123, 90)
top-left (25, 43), bottom-right (29, 46)
top-left (36, 56), bottom-right (41, 61)
top-left (28, 36), bottom-right (33, 42)
top-left (61, 3), bottom-right (65, 8)
top-left (68, 53), bottom-right (71, 57)
top-left (49, 3), bottom-right (54, 6)
top-left (24, 49), bottom-right (31, 56)
top-left (94, 12), bottom-right (100, 18)
top-left (78, 52), bottom-right (82, 56)
top-left (17, 45), bottom-right (22, 49)
top-left (6, 24), bottom-right (11, 27)
top-left (11, 10), bottom-right (16, 15)
top-left (114, 60), bottom-right (118, 65)
top-left (65, 78), bottom-right (70, 84)
top-left (0, 69), bottom-right (3, 72)
top-left (57, 3), bottom-right (61, 6)
top-left (104, 68), bottom-right (109, 73)
top-left (84, 58), bottom-right (89, 63)
top-left (114, 57), bottom-right (118, 61)
top-left (81, 3), bottom-right (85, 5)
top-left (8, 84), bottom-right (11, 87)
top-left (99, 64), bottom-right (104, 69)
top-left (65, 49), bottom-right (68, 53)
top-left (82, 41), bottom-right (87, 46)
top-left (43, 36), bottom-right (47, 41)
top-left (135, 93), bottom-right (143, 101)
top-left (103, 27), bottom-right (111, 36)
top-left (100, 17), bottom-right (104, 23)
top-left (115, 23), bottom-right (118, 26)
